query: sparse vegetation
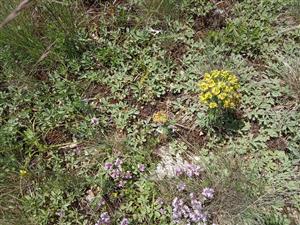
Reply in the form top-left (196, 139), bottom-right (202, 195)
top-left (0, 0), bottom-right (299, 225)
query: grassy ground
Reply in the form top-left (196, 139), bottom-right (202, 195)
top-left (0, 0), bottom-right (299, 225)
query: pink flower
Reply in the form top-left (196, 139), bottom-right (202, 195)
top-left (138, 164), bottom-right (145, 172)
top-left (118, 180), bottom-right (127, 188)
top-left (104, 162), bottom-right (113, 170)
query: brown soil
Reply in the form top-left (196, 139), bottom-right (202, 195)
top-left (267, 137), bottom-right (288, 151)
top-left (193, 13), bottom-right (226, 32)
top-left (0, 81), bottom-right (8, 92)
top-left (193, 0), bottom-right (237, 40)
top-left (250, 122), bottom-right (260, 138)
top-left (35, 70), bottom-right (49, 81)
top-left (166, 41), bottom-right (187, 65)
top-left (177, 128), bottom-right (207, 150)
top-left (139, 103), bottom-right (158, 119)
top-left (139, 92), bottom-right (176, 118)
top-left (45, 128), bottom-right (72, 145)
top-left (85, 83), bottom-right (111, 98)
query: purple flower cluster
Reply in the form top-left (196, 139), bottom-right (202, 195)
top-left (104, 158), bottom-right (132, 187)
top-left (171, 188), bottom-right (214, 224)
top-left (104, 158), bottom-right (132, 188)
top-left (95, 212), bottom-right (110, 225)
top-left (175, 162), bottom-right (201, 178)
top-left (104, 159), bottom-right (146, 188)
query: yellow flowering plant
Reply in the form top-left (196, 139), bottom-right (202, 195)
top-left (152, 111), bottom-right (172, 137)
top-left (19, 169), bottom-right (27, 177)
top-left (152, 111), bottom-right (168, 124)
top-left (199, 70), bottom-right (241, 110)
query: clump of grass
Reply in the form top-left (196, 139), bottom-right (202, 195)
top-left (0, 0), bottom-right (32, 29)
top-left (140, 0), bottom-right (182, 20)
top-left (260, 212), bottom-right (290, 225)
top-left (0, 0), bottom-right (86, 68)
top-left (275, 54), bottom-right (300, 102)
top-left (0, 0), bottom-right (45, 65)
top-left (135, 0), bottom-right (215, 26)
top-left (289, 0), bottom-right (300, 22)
top-left (0, 152), bottom-right (30, 225)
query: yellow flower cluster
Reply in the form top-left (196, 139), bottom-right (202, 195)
top-left (152, 111), bottom-right (168, 124)
top-left (198, 70), bottom-right (241, 109)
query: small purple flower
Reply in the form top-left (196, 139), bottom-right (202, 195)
top-left (170, 189), bottom-right (212, 224)
top-left (110, 169), bottom-right (121, 179)
top-left (156, 197), bottom-right (164, 206)
top-left (201, 213), bottom-right (208, 222)
top-left (104, 162), bottom-right (113, 170)
top-left (176, 182), bottom-right (186, 192)
top-left (185, 163), bottom-right (201, 177)
top-left (175, 167), bottom-right (183, 176)
top-left (120, 218), bottom-right (129, 225)
top-left (189, 192), bottom-right (196, 200)
top-left (191, 199), bottom-right (202, 211)
top-left (138, 164), bottom-right (145, 172)
top-left (123, 171), bottom-right (132, 179)
top-left (91, 117), bottom-right (99, 126)
top-left (172, 209), bottom-right (182, 220)
top-left (182, 204), bottom-right (191, 218)
top-left (95, 212), bottom-right (110, 225)
top-left (98, 199), bottom-right (106, 207)
top-left (189, 212), bottom-right (198, 222)
top-left (191, 164), bottom-right (201, 176)
top-left (101, 212), bottom-right (110, 223)
top-left (159, 208), bottom-right (166, 215)
top-left (118, 180), bottom-right (127, 188)
top-left (202, 187), bottom-right (214, 199)
top-left (114, 158), bottom-right (123, 167)
top-left (172, 197), bottom-right (179, 208)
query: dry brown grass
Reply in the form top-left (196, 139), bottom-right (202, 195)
top-left (281, 56), bottom-right (300, 103)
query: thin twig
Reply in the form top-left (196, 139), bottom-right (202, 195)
top-left (0, 0), bottom-right (32, 28)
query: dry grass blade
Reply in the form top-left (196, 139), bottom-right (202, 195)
top-left (0, 0), bottom-right (32, 28)
top-left (278, 24), bottom-right (300, 35)
top-left (35, 41), bottom-right (56, 65)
